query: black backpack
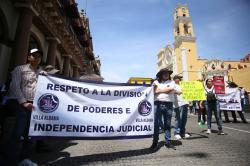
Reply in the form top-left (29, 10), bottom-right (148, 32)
top-left (205, 87), bottom-right (216, 101)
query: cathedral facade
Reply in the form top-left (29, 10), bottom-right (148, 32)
top-left (157, 3), bottom-right (250, 91)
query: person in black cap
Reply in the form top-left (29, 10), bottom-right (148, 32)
top-left (150, 68), bottom-right (177, 150)
top-left (4, 48), bottom-right (43, 166)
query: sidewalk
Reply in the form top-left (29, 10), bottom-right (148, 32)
top-left (32, 115), bottom-right (250, 166)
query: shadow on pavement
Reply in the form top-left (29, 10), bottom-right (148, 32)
top-left (169, 140), bottom-right (182, 146)
top-left (33, 140), bottom-right (78, 165)
top-left (44, 140), bottom-right (183, 166)
top-left (47, 146), bottom-right (156, 166)
top-left (182, 152), bottom-right (210, 158)
top-left (184, 133), bottom-right (209, 140)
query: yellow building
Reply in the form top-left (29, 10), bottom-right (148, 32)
top-left (157, 3), bottom-right (250, 91)
top-left (173, 3), bottom-right (202, 81)
top-left (127, 77), bottom-right (154, 86)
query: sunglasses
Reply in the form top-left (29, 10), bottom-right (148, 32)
top-left (30, 53), bottom-right (42, 58)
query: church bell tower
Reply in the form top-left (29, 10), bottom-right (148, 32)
top-left (173, 3), bottom-right (200, 81)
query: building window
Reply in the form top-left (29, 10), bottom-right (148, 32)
top-left (184, 24), bottom-right (188, 34)
top-left (176, 27), bottom-right (180, 35)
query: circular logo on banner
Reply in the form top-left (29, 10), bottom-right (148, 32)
top-left (38, 93), bottom-right (59, 113)
top-left (138, 100), bottom-right (152, 116)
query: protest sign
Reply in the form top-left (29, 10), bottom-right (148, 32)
top-left (29, 75), bottom-right (154, 139)
top-left (213, 76), bottom-right (225, 94)
top-left (180, 81), bottom-right (206, 101)
top-left (217, 88), bottom-right (242, 111)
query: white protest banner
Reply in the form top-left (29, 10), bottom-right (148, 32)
top-left (217, 88), bottom-right (242, 111)
top-left (29, 75), bottom-right (154, 139)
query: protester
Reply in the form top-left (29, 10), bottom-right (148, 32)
top-left (227, 82), bottom-right (247, 123)
top-left (3, 48), bottom-right (44, 166)
top-left (150, 68), bottom-right (176, 150)
top-left (173, 75), bottom-right (190, 140)
top-left (203, 78), bottom-right (225, 135)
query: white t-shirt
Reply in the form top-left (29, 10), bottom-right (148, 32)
top-left (204, 86), bottom-right (217, 99)
top-left (154, 80), bottom-right (176, 102)
top-left (174, 84), bottom-right (189, 107)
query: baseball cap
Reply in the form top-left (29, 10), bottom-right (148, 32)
top-left (29, 48), bottom-right (43, 57)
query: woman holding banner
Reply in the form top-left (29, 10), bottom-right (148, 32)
top-left (150, 68), bottom-right (176, 150)
top-left (203, 78), bottom-right (225, 135)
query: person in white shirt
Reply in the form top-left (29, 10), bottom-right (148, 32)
top-left (173, 75), bottom-right (190, 140)
top-left (150, 68), bottom-right (176, 150)
top-left (4, 48), bottom-right (43, 166)
top-left (203, 78), bottom-right (225, 135)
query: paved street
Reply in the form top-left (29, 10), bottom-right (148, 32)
top-left (33, 113), bottom-right (250, 166)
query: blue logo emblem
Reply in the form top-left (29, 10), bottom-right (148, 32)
top-left (38, 93), bottom-right (59, 113)
top-left (138, 100), bottom-right (152, 116)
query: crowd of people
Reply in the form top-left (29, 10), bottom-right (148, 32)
top-left (0, 49), bottom-right (249, 165)
top-left (150, 68), bottom-right (248, 151)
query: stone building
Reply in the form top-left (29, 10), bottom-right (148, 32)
top-left (0, 0), bottom-right (101, 84)
top-left (156, 44), bottom-right (175, 72)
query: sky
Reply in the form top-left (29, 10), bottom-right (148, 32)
top-left (77, 0), bottom-right (250, 83)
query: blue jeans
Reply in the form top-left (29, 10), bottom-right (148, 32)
top-left (153, 101), bottom-right (173, 144)
top-left (5, 100), bottom-right (33, 164)
top-left (174, 104), bottom-right (188, 136)
top-left (205, 100), bottom-right (223, 130)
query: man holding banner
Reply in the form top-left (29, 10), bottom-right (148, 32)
top-left (4, 48), bottom-right (43, 166)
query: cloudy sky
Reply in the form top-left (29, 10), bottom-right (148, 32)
top-left (77, 0), bottom-right (250, 83)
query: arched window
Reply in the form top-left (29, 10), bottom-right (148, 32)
top-left (176, 27), bottom-right (180, 35)
top-left (184, 24), bottom-right (188, 34)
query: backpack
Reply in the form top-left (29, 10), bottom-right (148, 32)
top-left (206, 92), bottom-right (216, 101)
top-left (205, 87), bottom-right (216, 101)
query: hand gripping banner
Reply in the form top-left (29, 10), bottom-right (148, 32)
top-left (29, 75), bottom-right (154, 139)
